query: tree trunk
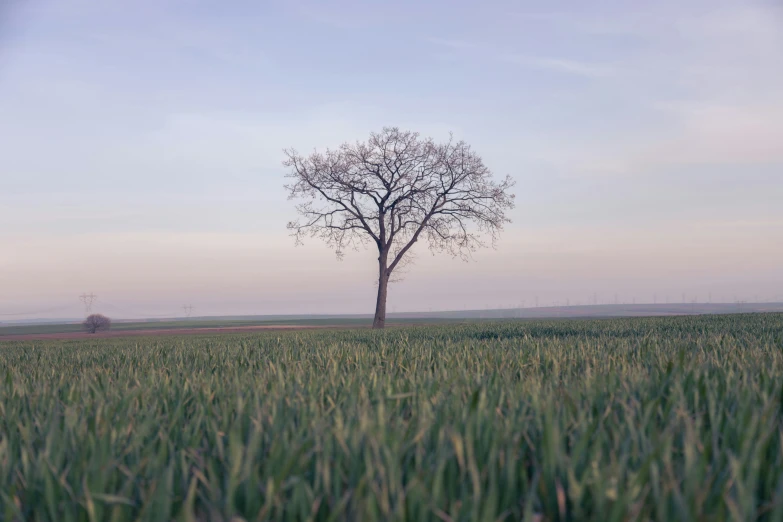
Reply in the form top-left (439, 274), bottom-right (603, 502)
top-left (372, 253), bottom-right (389, 329)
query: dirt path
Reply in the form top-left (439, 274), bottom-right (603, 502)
top-left (0, 324), bottom-right (349, 341)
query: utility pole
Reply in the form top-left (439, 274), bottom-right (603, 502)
top-left (79, 293), bottom-right (97, 316)
top-left (182, 305), bottom-right (194, 318)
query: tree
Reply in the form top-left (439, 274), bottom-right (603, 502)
top-left (284, 127), bottom-right (515, 329)
top-left (83, 313), bottom-right (111, 334)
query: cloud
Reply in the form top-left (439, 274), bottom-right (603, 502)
top-left (287, 0), bottom-right (385, 29)
top-left (645, 102), bottom-right (783, 165)
top-left (497, 54), bottom-right (612, 77)
top-left (427, 36), bottom-right (612, 78)
top-left (426, 37), bottom-right (479, 51)
top-left (490, 2), bottom-right (783, 176)
top-left (514, 3), bottom-right (783, 40)
top-left (135, 105), bottom-right (460, 174)
top-left (559, 101), bottom-right (783, 176)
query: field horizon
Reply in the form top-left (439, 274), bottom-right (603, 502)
top-left (3, 302), bottom-right (783, 339)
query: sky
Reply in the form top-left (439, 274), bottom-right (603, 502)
top-left (1, 0), bottom-right (782, 319)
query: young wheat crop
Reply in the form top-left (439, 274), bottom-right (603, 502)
top-left (1, 314), bottom-right (782, 521)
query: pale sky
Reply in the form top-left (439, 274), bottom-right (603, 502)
top-left (1, 0), bottom-right (782, 319)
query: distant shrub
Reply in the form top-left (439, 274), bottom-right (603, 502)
top-left (82, 314), bottom-right (111, 334)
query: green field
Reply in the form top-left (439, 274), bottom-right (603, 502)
top-left (1, 314), bottom-right (783, 521)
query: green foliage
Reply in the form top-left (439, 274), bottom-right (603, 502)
top-left (1, 314), bottom-right (783, 521)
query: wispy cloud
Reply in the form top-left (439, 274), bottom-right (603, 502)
top-left (426, 37), bottom-right (479, 51)
top-left (512, 10), bottom-right (661, 37)
top-left (428, 37), bottom-right (612, 78)
top-left (497, 54), bottom-right (612, 77)
top-left (490, 2), bottom-right (783, 176)
top-left (542, 100), bottom-right (783, 179)
top-left (644, 101), bottom-right (783, 165)
top-left (288, 1), bottom-right (378, 29)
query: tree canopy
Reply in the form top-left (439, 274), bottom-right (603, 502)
top-left (284, 127), bottom-right (515, 328)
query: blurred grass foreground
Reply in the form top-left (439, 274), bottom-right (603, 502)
top-left (2, 314), bottom-right (783, 521)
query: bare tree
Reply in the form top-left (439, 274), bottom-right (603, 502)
top-left (284, 127), bottom-right (515, 329)
top-left (83, 314), bottom-right (111, 334)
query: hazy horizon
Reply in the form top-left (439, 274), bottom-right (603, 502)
top-left (2, 0), bottom-right (782, 320)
